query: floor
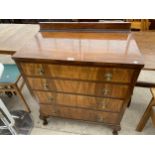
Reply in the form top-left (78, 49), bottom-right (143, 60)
top-left (1, 55), bottom-right (155, 135)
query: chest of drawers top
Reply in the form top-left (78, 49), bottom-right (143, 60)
top-left (12, 31), bottom-right (144, 68)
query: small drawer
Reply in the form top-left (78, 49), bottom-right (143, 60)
top-left (40, 104), bottom-right (119, 124)
top-left (47, 64), bottom-right (134, 83)
top-left (28, 78), bottom-right (129, 99)
top-left (35, 91), bottom-right (124, 112)
top-left (20, 63), bottom-right (45, 76)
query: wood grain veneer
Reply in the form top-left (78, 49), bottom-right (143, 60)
top-left (27, 77), bottom-right (129, 99)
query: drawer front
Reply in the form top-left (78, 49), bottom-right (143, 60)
top-left (47, 64), bottom-right (134, 83)
top-left (35, 91), bottom-right (124, 112)
top-left (20, 63), bottom-right (45, 76)
top-left (28, 78), bottom-right (129, 99)
top-left (21, 63), bottom-right (134, 83)
top-left (40, 104), bottom-right (119, 124)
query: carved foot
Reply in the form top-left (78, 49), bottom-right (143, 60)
top-left (39, 115), bottom-right (48, 125)
top-left (112, 125), bottom-right (121, 135)
top-left (112, 130), bottom-right (118, 135)
top-left (43, 118), bottom-right (48, 125)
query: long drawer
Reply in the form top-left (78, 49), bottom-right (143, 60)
top-left (40, 104), bottom-right (119, 124)
top-left (20, 63), bottom-right (134, 83)
top-left (28, 78), bottom-right (129, 99)
top-left (35, 91), bottom-right (124, 112)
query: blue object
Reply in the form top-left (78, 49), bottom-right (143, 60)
top-left (0, 64), bottom-right (20, 83)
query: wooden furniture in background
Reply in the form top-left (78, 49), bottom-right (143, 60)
top-left (134, 31), bottom-right (155, 130)
top-left (127, 19), bottom-right (150, 31)
top-left (12, 22), bottom-right (144, 134)
top-left (136, 88), bottom-right (155, 131)
top-left (133, 32), bottom-right (155, 70)
top-left (0, 24), bottom-right (39, 113)
top-left (0, 64), bottom-right (30, 112)
top-left (39, 22), bottom-right (131, 31)
top-left (0, 24), bottom-right (39, 55)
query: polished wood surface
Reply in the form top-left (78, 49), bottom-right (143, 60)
top-left (0, 24), bottom-right (39, 55)
top-left (133, 32), bottom-right (155, 70)
top-left (13, 31), bottom-right (144, 67)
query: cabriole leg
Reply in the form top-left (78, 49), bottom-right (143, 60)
top-left (112, 130), bottom-right (118, 135)
top-left (39, 115), bottom-right (48, 125)
top-left (112, 125), bottom-right (121, 135)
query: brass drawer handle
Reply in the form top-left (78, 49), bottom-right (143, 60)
top-left (38, 68), bottom-right (44, 75)
top-left (43, 83), bottom-right (48, 90)
top-left (102, 104), bottom-right (107, 110)
top-left (104, 73), bottom-right (112, 81)
top-left (48, 96), bottom-right (54, 102)
top-left (102, 89), bottom-right (109, 96)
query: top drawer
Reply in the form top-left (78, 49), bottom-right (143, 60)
top-left (20, 63), bottom-right (134, 83)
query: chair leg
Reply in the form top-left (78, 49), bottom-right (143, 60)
top-left (13, 84), bottom-right (31, 113)
top-left (136, 97), bottom-right (155, 132)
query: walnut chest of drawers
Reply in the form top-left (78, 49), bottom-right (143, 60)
top-left (13, 30), bottom-right (144, 134)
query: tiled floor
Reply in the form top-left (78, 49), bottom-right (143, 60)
top-left (1, 56), bottom-right (155, 135)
